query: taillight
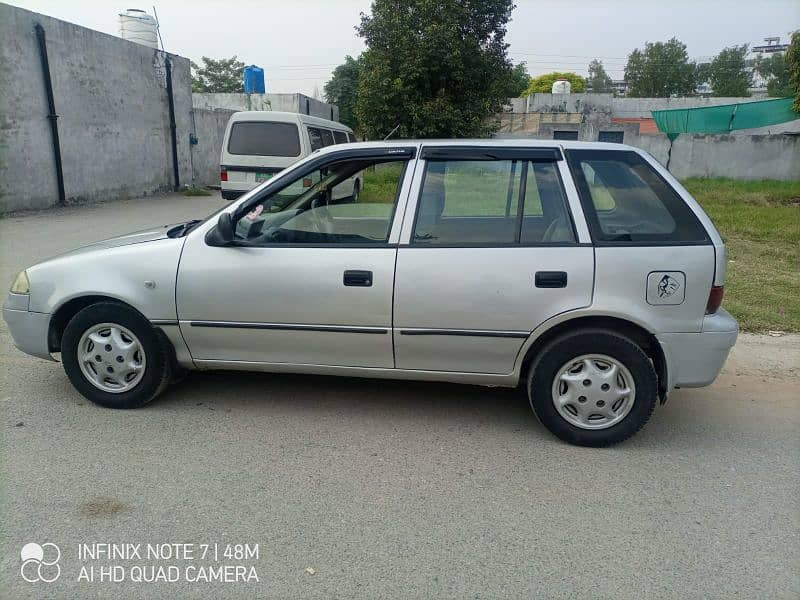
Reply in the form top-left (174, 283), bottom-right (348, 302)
top-left (220, 168), bottom-right (228, 182)
top-left (706, 286), bottom-right (724, 314)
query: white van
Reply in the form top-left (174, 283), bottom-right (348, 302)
top-left (219, 111), bottom-right (359, 201)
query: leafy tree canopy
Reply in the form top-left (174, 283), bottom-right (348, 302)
top-left (324, 55), bottom-right (363, 130)
top-left (191, 56), bottom-right (245, 93)
top-left (505, 62), bottom-right (531, 98)
top-left (355, 0), bottom-right (517, 139)
top-left (708, 45), bottom-right (751, 97)
top-left (524, 72), bottom-right (586, 95)
top-left (624, 38), bottom-right (697, 97)
top-left (755, 52), bottom-right (792, 98)
top-left (587, 59), bottom-right (612, 93)
top-left (787, 31), bottom-right (800, 112)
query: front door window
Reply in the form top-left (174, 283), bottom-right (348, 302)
top-left (233, 158), bottom-right (408, 245)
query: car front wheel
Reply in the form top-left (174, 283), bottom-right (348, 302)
top-left (61, 302), bottom-right (171, 408)
top-left (527, 329), bottom-right (657, 447)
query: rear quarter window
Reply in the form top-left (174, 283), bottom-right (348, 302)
top-left (333, 130), bottom-right (348, 144)
top-left (566, 149), bottom-right (709, 244)
top-left (227, 122), bottom-right (301, 157)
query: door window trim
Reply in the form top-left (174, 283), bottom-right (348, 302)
top-left (405, 151), bottom-right (581, 248)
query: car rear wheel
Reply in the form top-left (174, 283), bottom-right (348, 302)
top-left (62, 302), bottom-right (171, 408)
top-left (527, 329), bottom-right (657, 446)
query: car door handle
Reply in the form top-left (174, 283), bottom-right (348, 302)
top-left (535, 271), bottom-right (567, 288)
top-left (343, 270), bottom-right (373, 287)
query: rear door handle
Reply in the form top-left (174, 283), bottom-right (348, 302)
top-left (343, 270), bottom-right (373, 287)
top-left (535, 271), bottom-right (567, 288)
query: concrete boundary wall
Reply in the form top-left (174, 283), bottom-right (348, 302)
top-left (191, 108), bottom-right (236, 186)
top-left (0, 4), bottom-right (193, 213)
top-left (635, 134), bottom-right (800, 181)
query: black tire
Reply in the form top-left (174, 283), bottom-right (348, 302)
top-left (527, 329), bottom-right (657, 447)
top-left (61, 302), bottom-right (171, 409)
top-left (221, 190), bottom-right (243, 201)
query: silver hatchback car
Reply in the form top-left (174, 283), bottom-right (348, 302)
top-left (3, 140), bottom-right (737, 446)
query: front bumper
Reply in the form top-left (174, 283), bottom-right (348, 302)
top-left (657, 308), bottom-right (738, 391)
top-left (2, 294), bottom-right (53, 361)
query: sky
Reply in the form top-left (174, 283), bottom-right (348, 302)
top-left (5, 0), bottom-right (799, 95)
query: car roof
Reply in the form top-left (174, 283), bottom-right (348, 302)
top-left (312, 138), bottom-right (641, 154)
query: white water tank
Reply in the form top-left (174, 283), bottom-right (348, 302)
top-left (552, 78), bottom-right (571, 94)
top-left (119, 9), bottom-right (158, 48)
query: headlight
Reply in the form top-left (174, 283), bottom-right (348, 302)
top-left (10, 270), bottom-right (30, 294)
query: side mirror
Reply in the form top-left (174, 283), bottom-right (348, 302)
top-left (205, 212), bottom-right (235, 246)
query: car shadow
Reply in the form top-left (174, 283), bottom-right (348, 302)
top-left (155, 369), bottom-right (540, 430)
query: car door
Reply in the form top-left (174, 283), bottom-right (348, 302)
top-left (393, 145), bottom-right (594, 374)
top-left (177, 147), bottom-right (417, 368)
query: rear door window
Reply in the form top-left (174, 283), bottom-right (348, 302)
top-left (307, 127), bottom-right (324, 151)
top-left (567, 150), bottom-right (709, 244)
top-left (227, 122), bottom-right (301, 157)
top-left (411, 158), bottom-right (574, 245)
top-left (347, 132), bottom-right (357, 143)
top-left (333, 130), bottom-right (348, 144)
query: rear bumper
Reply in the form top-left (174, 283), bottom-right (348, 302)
top-left (2, 301), bottom-right (54, 361)
top-left (657, 308), bottom-right (738, 391)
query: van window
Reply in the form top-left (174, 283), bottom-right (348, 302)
top-left (320, 129), bottom-right (335, 146)
top-left (567, 150), bottom-right (709, 243)
top-left (307, 127), bottom-right (324, 151)
top-left (227, 122), bottom-right (301, 157)
top-left (333, 130), bottom-right (348, 144)
top-left (347, 132), bottom-right (357, 143)
top-left (411, 159), bottom-right (574, 245)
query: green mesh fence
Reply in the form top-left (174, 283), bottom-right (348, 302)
top-left (652, 97), bottom-right (797, 140)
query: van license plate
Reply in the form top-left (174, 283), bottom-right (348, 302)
top-left (255, 173), bottom-right (273, 182)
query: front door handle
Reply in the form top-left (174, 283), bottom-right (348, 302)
top-left (343, 270), bottom-right (373, 287)
top-left (535, 271), bottom-right (567, 288)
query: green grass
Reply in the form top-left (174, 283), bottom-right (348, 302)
top-left (682, 178), bottom-right (800, 332)
top-left (360, 164), bottom-right (405, 204)
top-left (181, 186), bottom-right (212, 196)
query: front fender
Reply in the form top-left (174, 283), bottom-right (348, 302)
top-left (27, 237), bottom-right (185, 321)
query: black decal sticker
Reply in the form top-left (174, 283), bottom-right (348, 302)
top-left (657, 274), bottom-right (680, 298)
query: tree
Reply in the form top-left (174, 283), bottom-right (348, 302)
top-left (587, 59), bottom-right (612, 93)
top-left (191, 56), bottom-right (245, 93)
top-left (755, 53), bottom-right (792, 97)
top-left (504, 62), bottom-right (531, 98)
top-left (324, 55), bottom-right (362, 129)
top-left (355, 0), bottom-right (517, 139)
top-left (524, 72), bottom-right (586, 95)
top-left (708, 45), bottom-right (751, 97)
top-left (624, 38), bottom-right (697, 97)
top-left (787, 30), bottom-right (800, 112)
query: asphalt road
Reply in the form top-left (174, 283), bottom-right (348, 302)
top-left (1, 193), bottom-right (798, 599)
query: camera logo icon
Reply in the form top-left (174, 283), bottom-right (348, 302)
top-left (20, 542), bottom-right (61, 583)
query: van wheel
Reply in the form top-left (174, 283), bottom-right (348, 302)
top-left (61, 302), bottom-right (171, 409)
top-left (527, 330), bottom-right (657, 447)
top-left (351, 180), bottom-right (360, 202)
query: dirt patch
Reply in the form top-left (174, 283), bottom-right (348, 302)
top-left (79, 497), bottom-right (128, 518)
